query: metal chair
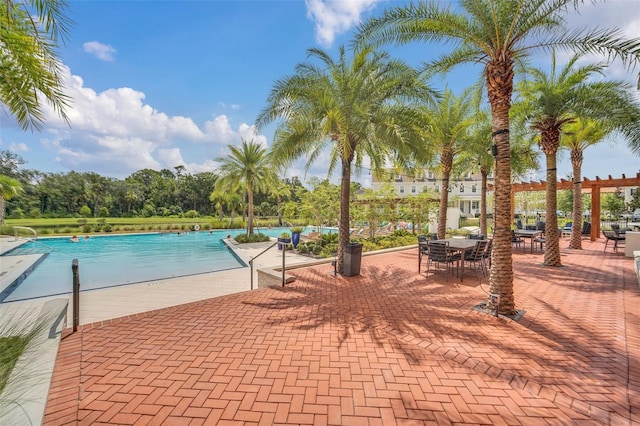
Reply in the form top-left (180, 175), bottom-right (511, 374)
top-left (417, 235), bottom-right (429, 273)
top-left (464, 239), bottom-right (489, 277)
top-left (603, 229), bottom-right (625, 253)
top-left (426, 241), bottom-right (460, 278)
top-left (482, 239), bottom-right (493, 269)
top-left (467, 234), bottom-right (485, 240)
top-left (511, 230), bottom-right (524, 248)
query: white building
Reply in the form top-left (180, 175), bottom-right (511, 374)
top-left (371, 169), bottom-right (493, 218)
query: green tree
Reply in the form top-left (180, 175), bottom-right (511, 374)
top-left (213, 139), bottom-right (278, 236)
top-left (0, 0), bottom-right (72, 130)
top-left (416, 89), bottom-right (475, 239)
top-left (515, 52), bottom-right (640, 266)
top-left (256, 45), bottom-right (433, 273)
top-left (357, 0), bottom-right (640, 314)
top-left (0, 175), bottom-right (23, 223)
top-left (602, 189), bottom-right (625, 218)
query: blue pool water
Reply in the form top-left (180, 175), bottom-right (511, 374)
top-left (2, 227), bottom-right (294, 302)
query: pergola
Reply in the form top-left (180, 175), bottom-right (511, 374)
top-left (509, 173), bottom-right (640, 241)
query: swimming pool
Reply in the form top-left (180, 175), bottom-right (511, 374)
top-left (1, 228), bottom-right (292, 302)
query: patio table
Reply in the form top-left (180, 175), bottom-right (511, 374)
top-left (432, 238), bottom-right (478, 281)
top-left (516, 229), bottom-right (543, 253)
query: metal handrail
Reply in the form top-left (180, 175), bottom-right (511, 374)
top-left (13, 225), bottom-right (38, 241)
top-left (249, 241), bottom-right (278, 290)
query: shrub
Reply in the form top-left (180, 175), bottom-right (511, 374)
top-left (184, 210), bottom-right (199, 218)
top-left (103, 224), bottom-right (113, 232)
top-left (233, 233), bottom-right (270, 243)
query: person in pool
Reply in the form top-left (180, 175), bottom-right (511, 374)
top-left (70, 236), bottom-right (79, 243)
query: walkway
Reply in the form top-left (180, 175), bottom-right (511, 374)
top-left (43, 240), bottom-right (639, 424)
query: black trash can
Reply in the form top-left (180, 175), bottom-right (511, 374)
top-left (343, 242), bottom-right (363, 277)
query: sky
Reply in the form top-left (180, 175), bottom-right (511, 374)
top-left (1, 0), bottom-right (640, 187)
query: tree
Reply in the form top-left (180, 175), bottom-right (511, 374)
top-left (416, 89), bottom-right (475, 239)
top-left (515, 52), bottom-right (640, 265)
top-left (0, 175), bottom-right (23, 223)
top-left (213, 139), bottom-right (278, 236)
top-left (256, 45), bottom-right (434, 274)
top-left (0, 0), bottom-right (72, 130)
top-left (357, 0), bottom-right (640, 314)
top-left (602, 189), bottom-right (625, 218)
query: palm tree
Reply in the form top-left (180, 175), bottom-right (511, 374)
top-left (515, 53), bottom-right (640, 266)
top-left (0, 175), bottom-right (23, 224)
top-left (561, 119), bottom-right (608, 249)
top-left (417, 89), bottom-right (475, 239)
top-left (0, 0), bottom-right (72, 130)
top-left (213, 139), bottom-right (278, 236)
top-left (256, 45), bottom-right (435, 274)
top-left (356, 0), bottom-right (640, 314)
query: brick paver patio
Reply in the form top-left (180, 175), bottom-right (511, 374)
top-left (43, 240), bottom-right (639, 425)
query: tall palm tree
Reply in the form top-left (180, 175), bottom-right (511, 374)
top-left (356, 0), bottom-right (640, 314)
top-left (515, 53), bottom-right (640, 266)
top-left (256, 45), bottom-right (435, 274)
top-left (213, 139), bottom-right (278, 236)
top-left (0, 175), bottom-right (23, 224)
top-left (0, 0), bottom-right (72, 130)
top-left (561, 119), bottom-right (608, 249)
top-left (417, 89), bottom-right (475, 239)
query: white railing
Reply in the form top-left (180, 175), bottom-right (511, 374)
top-left (13, 226), bottom-right (38, 241)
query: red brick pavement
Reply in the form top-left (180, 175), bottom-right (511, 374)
top-left (43, 239), bottom-right (640, 425)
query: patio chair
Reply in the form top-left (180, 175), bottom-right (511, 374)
top-left (602, 229), bottom-right (625, 253)
top-left (482, 238), bottom-right (493, 269)
top-left (533, 235), bottom-right (545, 252)
top-left (464, 239), bottom-right (490, 277)
top-left (581, 222), bottom-right (591, 236)
top-left (417, 235), bottom-right (429, 273)
top-left (425, 241), bottom-right (460, 278)
top-left (511, 230), bottom-right (524, 248)
top-left (561, 222), bottom-right (572, 237)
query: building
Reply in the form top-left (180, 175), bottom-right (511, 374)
top-left (371, 169), bottom-right (493, 217)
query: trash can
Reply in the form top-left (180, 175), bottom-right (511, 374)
top-left (343, 242), bottom-right (363, 277)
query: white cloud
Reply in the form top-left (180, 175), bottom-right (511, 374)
top-left (34, 65), bottom-right (269, 178)
top-left (83, 41), bottom-right (117, 61)
top-left (305, 0), bottom-right (380, 47)
top-left (8, 142), bottom-right (28, 152)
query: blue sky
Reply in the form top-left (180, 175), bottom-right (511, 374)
top-left (1, 0), bottom-right (639, 186)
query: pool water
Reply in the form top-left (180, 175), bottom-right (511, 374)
top-left (2, 227), bottom-right (293, 302)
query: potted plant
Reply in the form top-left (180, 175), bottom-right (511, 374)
top-left (290, 226), bottom-right (304, 248)
top-left (277, 232), bottom-right (291, 250)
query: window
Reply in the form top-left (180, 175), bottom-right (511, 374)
top-left (399, 185), bottom-right (405, 194)
top-left (460, 184), bottom-right (464, 193)
top-left (472, 201), bottom-right (479, 210)
top-left (472, 184), bottom-right (477, 193)
top-left (435, 185), bottom-right (440, 192)
top-left (411, 185), bottom-right (416, 194)
top-left (428, 171), bottom-right (434, 179)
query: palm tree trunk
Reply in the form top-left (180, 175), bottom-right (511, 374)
top-left (569, 149), bottom-right (584, 249)
top-left (486, 58), bottom-right (515, 315)
top-left (540, 128), bottom-right (561, 267)
top-left (247, 184), bottom-right (254, 236)
top-left (0, 196), bottom-right (5, 224)
top-left (480, 169), bottom-right (488, 237)
top-left (438, 150), bottom-right (453, 239)
top-left (336, 160), bottom-right (352, 274)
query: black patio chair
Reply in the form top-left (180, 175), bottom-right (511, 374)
top-left (482, 238), bottom-right (493, 269)
top-left (464, 239), bottom-right (490, 277)
top-left (417, 235), bottom-right (429, 273)
top-left (425, 241), bottom-right (460, 278)
top-left (511, 230), bottom-right (524, 249)
top-left (581, 222), bottom-right (591, 236)
top-left (602, 229), bottom-right (625, 253)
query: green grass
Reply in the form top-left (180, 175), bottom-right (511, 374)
top-left (0, 336), bottom-right (29, 395)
